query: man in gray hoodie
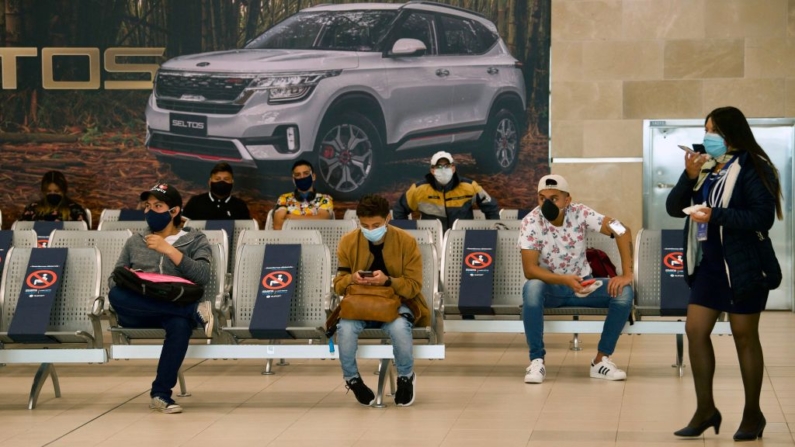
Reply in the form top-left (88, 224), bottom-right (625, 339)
top-left (108, 183), bottom-right (213, 414)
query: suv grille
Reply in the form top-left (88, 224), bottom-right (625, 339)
top-left (156, 71), bottom-right (253, 101)
top-left (155, 99), bottom-right (243, 115)
top-left (148, 133), bottom-right (242, 160)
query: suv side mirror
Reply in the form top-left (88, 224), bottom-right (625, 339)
top-left (388, 38), bottom-right (427, 57)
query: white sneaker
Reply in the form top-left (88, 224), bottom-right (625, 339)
top-left (149, 396), bottom-right (183, 414)
top-left (524, 358), bottom-right (546, 384)
top-left (590, 356), bottom-right (627, 381)
top-left (196, 301), bottom-right (214, 338)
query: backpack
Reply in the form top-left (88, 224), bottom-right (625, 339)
top-left (112, 266), bottom-right (204, 305)
top-left (586, 248), bottom-right (618, 278)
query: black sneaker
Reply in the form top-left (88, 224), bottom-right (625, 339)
top-left (394, 373), bottom-right (416, 407)
top-left (345, 376), bottom-right (375, 406)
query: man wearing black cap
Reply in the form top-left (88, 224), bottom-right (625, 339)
top-left (108, 183), bottom-right (214, 414)
top-left (183, 162), bottom-right (251, 220)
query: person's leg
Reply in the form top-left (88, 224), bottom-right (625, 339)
top-left (109, 286), bottom-right (197, 322)
top-left (567, 280), bottom-right (633, 359)
top-left (381, 306), bottom-right (414, 378)
top-left (336, 318), bottom-right (367, 380)
top-left (522, 279), bottom-right (568, 361)
top-left (683, 304), bottom-right (721, 427)
top-left (108, 286), bottom-right (163, 328)
top-left (151, 315), bottom-right (196, 399)
top-left (728, 312), bottom-right (765, 432)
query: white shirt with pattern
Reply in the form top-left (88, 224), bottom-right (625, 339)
top-left (518, 203), bottom-right (604, 277)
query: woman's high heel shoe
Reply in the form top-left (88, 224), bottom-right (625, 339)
top-left (733, 415), bottom-right (766, 442)
top-left (674, 410), bottom-right (722, 437)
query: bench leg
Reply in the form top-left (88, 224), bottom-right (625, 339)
top-left (672, 333), bottom-right (686, 377)
top-left (569, 333), bottom-right (582, 351)
top-left (261, 359), bottom-right (275, 375)
top-left (177, 370), bottom-right (191, 397)
top-left (28, 363), bottom-right (60, 410)
top-left (374, 339), bottom-right (389, 375)
top-left (372, 359), bottom-right (391, 408)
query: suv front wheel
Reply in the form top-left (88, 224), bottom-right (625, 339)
top-left (314, 111), bottom-right (381, 200)
top-left (475, 108), bottom-right (521, 174)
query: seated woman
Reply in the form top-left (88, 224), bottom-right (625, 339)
top-left (20, 171), bottom-right (88, 222)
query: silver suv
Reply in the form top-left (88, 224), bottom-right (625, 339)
top-left (146, 1), bottom-right (526, 199)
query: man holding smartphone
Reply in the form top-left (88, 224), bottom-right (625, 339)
top-left (519, 174), bottom-right (634, 384)
top-left (333, 195), bottom-right (430, 407)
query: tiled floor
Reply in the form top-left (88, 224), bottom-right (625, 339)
top-left (1, 312), bottom-right (794, 447)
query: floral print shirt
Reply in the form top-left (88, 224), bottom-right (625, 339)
top-left (21, 199), bottom-right (88, 223)
top-left (518, 203), bottom-right (604, 276)
top-left (275, 191), bottom-right (333, 216)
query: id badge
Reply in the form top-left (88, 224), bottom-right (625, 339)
top-left (696, 223), bottom-right (708, 241)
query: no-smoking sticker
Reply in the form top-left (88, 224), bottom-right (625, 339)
top-left (261, 271), bottom-right (293, 290)
top-left (663, 252), bottom-right (683, 270)
top-left (465, 252), bottom-right (493, 269)
top-left (26, 270), bottom-right (58, 289)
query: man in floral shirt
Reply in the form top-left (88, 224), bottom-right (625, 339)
top-left (519, 174), bottom-right (634, 384)
top-left (273, 160), bottom-right (334, 230)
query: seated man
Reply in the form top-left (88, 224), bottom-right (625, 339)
top-left (273, 160), bottom-right (333, 230)
top-left (108, 183), bottom-right (214, 414)
top-left (520, 174), bottom-right (633, 383)
top-left (333, 195), bottom-right (430, 407)
top-left (182, 162), bottom-right (251, 220)
top-left (393, 151), bottom-right (499, 231)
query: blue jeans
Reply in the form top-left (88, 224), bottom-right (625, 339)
top-left (522, 278), bottom-right (633, 361)
top-left (337, 305), bottom-right (414, 381)
top-left (108, 286), bottom-right (200, 399)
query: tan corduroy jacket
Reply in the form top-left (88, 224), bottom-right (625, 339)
top-left (333, 225), bottom-right (430, 327)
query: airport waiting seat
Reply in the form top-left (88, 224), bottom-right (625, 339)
top-left (0, 247), bottom-right (105, 409)
top-left (48, 229), bottom-right (133, 307)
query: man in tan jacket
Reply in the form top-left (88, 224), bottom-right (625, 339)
top-left (334, 195), bottom-right (430, 407)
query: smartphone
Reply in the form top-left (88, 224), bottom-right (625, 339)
top-left (581, 279), bottom-right (596, 287)
top-left (677, 145), bottom-right (698, 155)
top-left (693, 143), bottom-right (706, 154)
top-left (359, 270), bottom-right (374, 277)
top-left (608, 219), bottom-right (627, 236)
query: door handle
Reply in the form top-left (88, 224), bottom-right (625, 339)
top-left (487, 67), bottom-right (499, 75)
top-left (435, 69), bottom-right (450, 77)
top-left (656, 183), bottom-right (675, 189)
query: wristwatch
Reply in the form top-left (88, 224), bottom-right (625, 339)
top-left (384, 277), bottom-right (392, 287)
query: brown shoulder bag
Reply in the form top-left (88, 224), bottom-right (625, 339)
top-left (339, 284), bottom-right (401, 322)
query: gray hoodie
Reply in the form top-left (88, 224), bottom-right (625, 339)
top-left (109, 227), bottom-right (211, 289)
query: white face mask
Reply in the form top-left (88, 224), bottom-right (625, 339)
top-left (433, 167), bottom-right (453, 186)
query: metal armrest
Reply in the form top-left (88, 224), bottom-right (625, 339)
top-left (432, 291), bottom-right (444, 344)
top-left (87, 296), bottom-right (105, 348)
top-left (325, 292), bottom-right (339, 316)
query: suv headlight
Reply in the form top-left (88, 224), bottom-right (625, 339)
top-left (249, 70), bottom-right (341, 104)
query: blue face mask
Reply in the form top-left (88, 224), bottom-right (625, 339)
top-left (146, 208), bottom-right (174, 232)
top-left (294, 175), bottom-right (314, 192)
top-left (703, 132), bottom-right (728, 158)
top-left (361, 225), bottom-right (387, 242)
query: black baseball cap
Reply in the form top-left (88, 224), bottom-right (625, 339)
top-left (140, 183), bottom-right (182, 208)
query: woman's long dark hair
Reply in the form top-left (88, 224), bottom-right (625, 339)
top-left (707, 107), bottom-right (783, 220)
top-left (36, 170), bottom-right (71, 221)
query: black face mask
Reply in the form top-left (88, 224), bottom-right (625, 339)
top-left (541, 199), bottom-right (563, 222)
top-left (210, 181), bottom-right (233, 197)
top-left (294, 175), bottom-right (314, 192)
top-left (46, 194), bottom-right (63, 206)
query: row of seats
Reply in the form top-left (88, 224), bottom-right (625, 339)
top-left (0, 222), bottom-right (728, 409)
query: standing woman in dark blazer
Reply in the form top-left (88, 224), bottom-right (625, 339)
top-left (667, 106), bottom-right (782, 441)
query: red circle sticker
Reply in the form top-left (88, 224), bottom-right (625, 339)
top-left (26, 270), bottom-right (59, 289)
top-left (663, 252), bottom-right (684, 270)
top-left (262, 271), bottom-right (293, 290)
top-left (37, 238), bottom-right (49, 248)
top-left (465, 252), bottom-right (493, 269)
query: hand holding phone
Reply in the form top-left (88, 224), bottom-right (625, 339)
top-left (359, 270), bottom-right (374, 277)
